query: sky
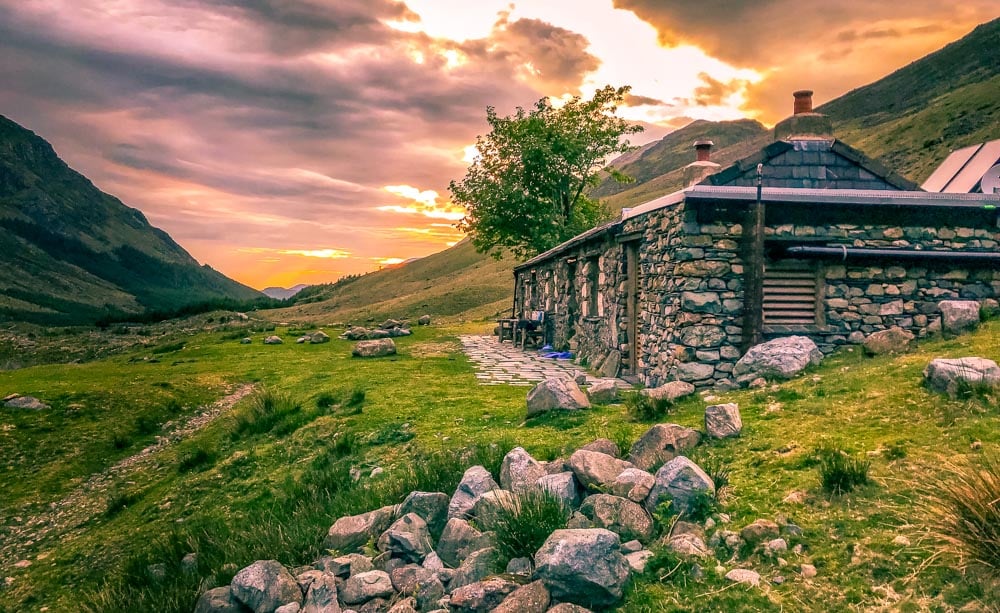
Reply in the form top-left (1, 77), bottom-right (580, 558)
top-left (0, 1), bottom-right (996, 289)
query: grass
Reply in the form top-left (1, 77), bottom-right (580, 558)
top-left (817, 447), bottom-right (872, 495)
top-left (622, 389), bottom-right (674, 422)
top-left (1, 320), bottom-right (999, 612)
top-left (482, 489), bottom-right (570, 567)
top-left (925, 455), bottom-right (1000, 572)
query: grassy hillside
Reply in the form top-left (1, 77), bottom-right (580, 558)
top-left (1, 316), bottom-right (998, 611)
top-left (0, 116), bottom-right (262, 325)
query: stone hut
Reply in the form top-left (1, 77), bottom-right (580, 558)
top-left (512, 90), bottom-right (1000, 387)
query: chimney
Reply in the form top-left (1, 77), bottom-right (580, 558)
top-left (793, 90), bottom-right (813, 115)
top-left (694, 140), bottom-right (714, 162)
top-left (774, 88), bottom-right (833, 141)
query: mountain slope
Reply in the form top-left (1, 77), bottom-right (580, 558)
top-left (0, 115), bottom-right (261, 324)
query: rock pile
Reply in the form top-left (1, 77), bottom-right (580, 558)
top-left (340, 321), bottom-right (413, 341)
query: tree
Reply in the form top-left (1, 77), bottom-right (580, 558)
top-left (450, 85), bottom-right (643, 260)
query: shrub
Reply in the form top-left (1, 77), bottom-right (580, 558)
top-left (623, 390), bottom-right (672, 421)
top-left (818, 447), bottom-right (871, 495)
top-left (111, 433), bottom-right (132, 450)
top-left (483, 490), bottom-right (570, 566)
top-left (925, 455), bottom-right (1000, 571)
top-left (231, 389), bottom-right (302, 438)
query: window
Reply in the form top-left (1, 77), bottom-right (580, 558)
top-left (763, 261), bottom-right (820, 326)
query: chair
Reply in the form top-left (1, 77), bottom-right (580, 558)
top-left (519, 311), bottom-right (546, 349)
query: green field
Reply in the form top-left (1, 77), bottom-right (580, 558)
top-left (1, 315), bottom-right (998, 611)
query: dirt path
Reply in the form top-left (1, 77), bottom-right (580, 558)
top-left (0, 383), bottom-right (255, 570)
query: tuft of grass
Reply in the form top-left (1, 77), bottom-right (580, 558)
top-left (623, 390), bottom-right (672, 421)
top-left (231, 389), bottom-right (303, 439)
top-left (105, 489), bottom-right (142, 518)
top-left (315, 391), bottom-right (338, 409)
top-left (482, 489), bottom-right (570, 567)
top-left (700, 458), bottom-right (731, 501)
top-left (111, 433), bottom-right (132, 450)
top-left (818, 447), bottom-right (871, 495)
top-left (177, 446), bottom-right (217, 473)
top-left (681, 489), bottom-right (718, 523)
top-left (369, 422), bottom-right (414, 446)
top-left (134, 415), bottom-right (161, 436)
top-left (925, 455), bottom-right (1000, 572)
top-left (151, 341), bottom-right (186, 355)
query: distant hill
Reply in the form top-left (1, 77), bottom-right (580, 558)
top-left (261, 284), bottom-right (309, 300)
top-left (269, 18), bottom-right (1000, 324)
top-left (0, 115), bottom-right (261, 324)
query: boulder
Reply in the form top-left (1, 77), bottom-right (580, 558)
top-left (598, 351), bottom-right (621, 378)
top-left (231, 560), bottom-right (303, 613)
top-left (194, 586), bottom-right (245, 613)
top-left (740, 519), bottom-right (780, 545)
top-left (263, 335), bottom-right (284, 345)
top-left (447, 465), bottom-right (499, 520)
top-left (862, 327), bottom-right (915, 356)
top-left (341, 327), bottom-right (369, 340)
top-left (579, 438), bottom-right (620, 457)
top-left (535, 472), bottom-right (582, 508)
top-left (240, 338), bottom-right (253, 344)
top-left (500, 447), bottom-right (547, 493)
top-left (380, 319), bottom-right (404, 330)
top-left (448, 547), bottom-right (498, 590)
top-left (609, 468), bottom-right (655, 503)
top-left (352, 339), bottom-right (396, 358)
top-left (436, 518), bottom-right (493, 568)
top-left (3, 395), bottom-right (49, 410)
top-left (725, 568), bottom-right (761, 587)
top-left (398, 491), bottom-right (449, 536)
top-left (367, 329), bottom-right (391, 339)
top-left (534, 529), bottom-right (629, 608)
top-left (704, 403), bottom-right (742, 439)
top-left (547, 605), bottom-right (593, 613)
top-left (526, 379), bottom-right (590, 417)
top-left (567, 449), bottom-right (634, 491)
top-left (665, 533), bottom-right (710, 557)
top-left (939, 300), bottom-right (981, 335)
top-left (324, 506), bottom-right (397, 553)
top-left (412, 575), bottom-right (446, 610)
top-left (376, 513), bottom-right (433, 563)
top-left (924, 357), bottom-right (1000, 398)
top-left (310, 331), bottom-right (331, 344)
top-left (418, 315), bottom-right (431, 326)
top-left (578, 494), bottom-right (654, 542)
top-left (386, 598), bottom-right (417, 613)
top-left (296, 337), bottom-right (309, 344)
top-left (340, 571), bottom-right (394, 605)
top-left (388, 327), bottom-right (412, 338)
top-left (492, 580), bottom-right (550, 613)
top-left (624, 550), bottom-right (655, 574)
top-left (586, 379), bottom-right (619, 404)
top-left (471, 489), bottom-right (517, 527)
top-left (296, 570), bottom-right (341, 613)
top-left (505, 557), bottom-right (532, 576)
top-left (732, 336), bottom-right (822, 385)
top-left (448, 577), bottom-right (519, 612)
top-left (641, 381), bottom-right (695, 403)
top-left (645, 456), bottom-right (715, 514)
top-left (627, 424), bottom-right (702, 471)
top-left (389, 564), bottom-right (436, 596)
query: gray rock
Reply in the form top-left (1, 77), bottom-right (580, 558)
top-left (297, 336), bottom-right (309, 344)
top-left (704, 403), bottom-right (742, 439)
top-left (263, 335), bottom-right (284, 345)
top-left (534, 528), bottom-right (629, 608)
top-left (448, 465), bottom-right (499, 520)
top-left (386, 598), bottom-right (417, 613)
top-left (324, 506), bottom-right (397, 553)
top-left (398, 491), bottom-right (449, 536)
top-left (340, 327), bottom-right (369, 340)
top-left (567, 449), bottom-right (634, 491)
top-left (505, 557), bottom-right (533, 576)
top-left (939, 300), bottom-right (981, 334)
top-left (275, 604), bottom-right (300, 613)
top-left (574, 373), bottom-right (588, 386)
top-left (448, 548), bottom-right (498, 590)
top-left (389, 564), bottom-right (435, 596)
top-left (725, 568), bottom-right (761, 587)
top-left (240, 338), bottom-right (253, 344)
top-left (586, 379), bottom-right (619, 404)
top-left (388, 327), bottom-right (412, 338)
top-left (666, 533), bottom-right (711, 557)
top-left (578, 494), bottom-right (654, 542)
top-left (627, 424), bottom-right (702, 471)
top-left (366, 329), bottom-right (391, 339)
top-left (418, 315), bottom-right (431, 326)
top-left (421, 551), bottom-right (444, 572)
top-left (492, 580), bottom-right (550, 613)
top-left (620, 540), bottom-right (643, 554)
top-left (624, 550), bottom-right (654, 574)
top-left (526, 378), bottom-right (590, 417)
top-left (923, 357), bottom-right (1000, 398)
top-left (413, 575), bottom-right (446, 610)
top-left (536, 472), bottom-right (582, 508)
top-left (296, 570), bottom-right (341, 613)
top-left (862, 327), bottom-right (915, 356)
top-left (231, 560), bottom-right (303, 613)
top-left (598, 351), bottom-right (621, 379)
top-left (740, 519), bottom-right (780, 545)
top-left (641, 381), bottom-right (695, 403)
top-left (610, 468), bottom-right (655, 503)
top-left (764, 538), bottom-right (788, 557)
top-left (376, 513), bottom-right (433, 563)
top-left (546, 605), bottom-right (593, 613)
top-left (340, 571), bottom-right (393, 605)
top-left (380, 319), bottom-right (404, 330)
top-left (310, 331), bottom-right (331, 344)
top-left (579, 438), bottom-right (620, 457)
top-left (436, 518), bottom-right (493, 567)
top-left (352, 339), bottom-right (396, 358)
top-left (448, 577), bottom-right (519, 612)
top-left (500, 447), bottom-right (547, 493)
top-left (732, 336), bottom-right (823, 385)
top-left (471, 489), bottom-right (517, 527)
top-left (645, 456), bottom-right (715, 514)
top-left (3, 395), bottom-right (49, 410)
top-left (194, 586), bottom-right (245, 613)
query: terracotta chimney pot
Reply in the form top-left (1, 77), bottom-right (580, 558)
top-left (793, 90), bottom-right (814, 115)
top-left (694, 139), bottom-right (714, 162)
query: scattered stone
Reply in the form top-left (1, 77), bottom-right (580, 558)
top-left (231, 560), bottom-right (303, 613)
top-left (310, 331), bottom-right (331, 344)
top-left (449, 577), bottom-right (519, 612)
top-left (526, 378), bottom-right (590, 417)
top-left (377, 513), bottom-right (433, 563)
top-left (624, 550), bottom-right (655, 574)
top-left (506, 557), bottom-right (532, 576)
top-left (535, 529), bottom-right (630, 608)
top-left (939, 300), bottom-right (981, 335)
top-left (296, 337), bottom-right (309, 344)
top-left (641, 381), bottom-right (695, 403)
top-left (620, 540), bottom-right (643, 554)
top-left (546, 605), bottom-right (593, 613)
top-left (666, 533), bottom-right (711, 558)
top-left (388, 327), bottom-right (412, 338)
top-left (586, 379), bottom-right (619, 404)
top-left (240, 338), bottom-right (253, 344)
top-left (386, 597), bottom-right (417, 613)
top-left (3, 396), bottom-right (49, 410)
top-left (380, 319), bottom-right (404, 330)
top-left (748, 377), bottom-right (767, 389)
top-left (574, 373), bottom-right (587, 386)
top-left (500, 447), bottom-right (547, 493)
top-left (325, 506), bottom-right (397, 553)
top-left (413, 576), bottom-right (446, 610)
top-left (436, 518), bottom-right (493, 568)
top-left (732, 336), bottom-right (823, 385)
top-left (800, 564), bottom-right (817, 578)
top-left (448, 465), bottom-right (499, 520)
top-left (389, 565), bottom-right (436, 597)
top-left (579, 494), bottom-right (654, 542)
top-left (610, 468), bottom-right (655, 503)
top-left (471, 489), bottom-right (517, 526)
top-left (263, 335), bottom-right (284, 345)
top-left (628, 424), bottom-right (701, 471)
top-left (740, 519), bottom-right (780, 545)
top-left (448, 547), bottom-right (498, 590)
top-left (341, 570), bottom-right (394, 605)
top-left (352, 339), bottom-right (397, 358)
top-left (782, 491), bottom-right (807, 505)
top-left (296, 570), bottom-right (340, 613)
top-left (771, 575), bottom-right (785, 585)
top-left (492, 580), bottom-right (550, 613)
top-left (536, 472), bottom-right (582, 508)
top-left (398, 491), bottom-right (449, 536)
top-left (645, 456), bottom-right (715, 514)
top-left (181, 552), bottom-right (199, 574)
top-left (194, 586), bottom-right (245, 613)
top-left (341, 327), bottom-right (369, 341)
top-left (567, 449), bottom-right (634, 491)
top-left (725, 568), bottom-right (761, 587)
top-left (764, 538), bottom-right (788, 557)
top-left (923, 357), bottom-right (1000, 398)
top-left (893, 535), bottom-right (911, 547)
top-left (418, 315), bottom-right (431, 326)
top-left (579, 438), bottom-right (620, 457)
top-left (704, 403), bottom-right (742, 439)
top-left (862, 327), bottom-right (915, 356)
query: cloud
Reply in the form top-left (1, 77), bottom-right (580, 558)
top-left (488, 17), bottom-right (601, 93)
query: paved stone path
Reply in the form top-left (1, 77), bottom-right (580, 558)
top-left (460, 335), bottom-right (629, 387)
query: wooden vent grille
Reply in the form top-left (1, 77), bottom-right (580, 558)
top-left (763, 265), bottom-right (817, 325)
